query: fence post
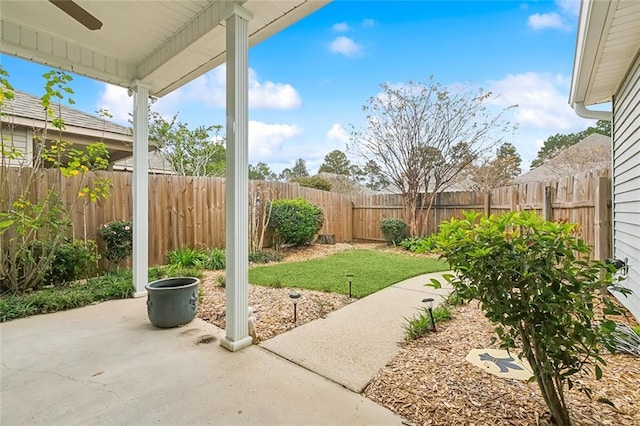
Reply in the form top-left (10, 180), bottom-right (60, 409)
top-left (594, 176), bottom-right (612, 261)
top-left (510, 187), bottom-right (519, 212)
top-left (483, 192), bottom-right (491, 216)
top-left (542, 186), bottom-right (553, 221)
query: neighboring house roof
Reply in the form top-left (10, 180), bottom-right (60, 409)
top-left (114, 151), bottom-right (175, 175)
top-left (514, 133), bottom-right (611, 183)
top-left (3, 90), bottom-right (130, 136)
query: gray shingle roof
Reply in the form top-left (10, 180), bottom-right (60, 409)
top-left (1, 90), bottom-right (130, 136)
top-left (515, 133), bottom-right (611, 183)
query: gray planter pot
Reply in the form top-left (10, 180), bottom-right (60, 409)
top-left (145, 277), bottom-right (200, 328)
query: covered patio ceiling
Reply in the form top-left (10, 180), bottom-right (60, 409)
top-left (1, 0), bottom-right (330, 352)
top-left (1, 0), bottom-right (328, 97)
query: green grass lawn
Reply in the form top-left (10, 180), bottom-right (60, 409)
top-left (248, 249), bottom-right (448, 298)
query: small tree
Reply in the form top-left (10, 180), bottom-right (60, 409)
top-left (350, 77), bottom-right (514, 236)
top-left (249, 162), bottom-right (278, 181)
top-left (464, 142), bottom-right (523, 192)
top-left (318, 150), bottom-right (351, 175)
top-left (291, 176), bottom-right (332, 191)
top-left (0, 68), bottom-right (111, 293)
top-left (431, 211), bottom-right (631, 425)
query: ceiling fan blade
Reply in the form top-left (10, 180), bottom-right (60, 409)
top-left (49, 0), bottom-right (103, 31)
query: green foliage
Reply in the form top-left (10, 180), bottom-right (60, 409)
top-left (248, 162), bottom-right (278, 181)
top-left (148, 111), bottom-right (225, 177)
top-left (280, 158), bottom-right (309, 181)
top-left (404, 305), bottom-right (452, 340)
top-left (249, 250), bottom-right (283, 264)
top-left (268, 198), bottom-right (324, 247)
top-left (216, 274), bottom-right (226, 288)
top-left (318, 150), bottom-right (352, 175)
top-left (360, 160), bottom-right (390, 191)
top-left (46, 239), bottom-right (99, 285)
top-left (0, 68), bottom-right (112, 294)
top-left (249, 249), bottom-right (448, 297)
top-left (379, 218), bottom-right (409, 245)
top-left (496, 142), bottom-right (522, 178)
top-left (430, 211), bottom-right (632, 426)
top-left (291, 176), bottom-right (332, 191)
top-left (200, 248), bottom-right (226, 270)
top-left (531, 120), bottom-right (610, 169)
top-left (399, 236), bottom-right (435, 252)
top-left (98, 221), bottom-right (133, 266)
top-left (167, 247), bottom-right (205, 269)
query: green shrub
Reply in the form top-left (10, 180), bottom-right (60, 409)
top-left (430, 211), bottom-right (632, 426)
top-left (167, 247), bottom-right (204, 268)
top-left (291, 176), bottom-right (332, 191)
top-left (98, 221), bottom-right (133, 266)
top-left (201, 248), bottom-right (226, 270)
top-left (47, 239), bottom-right (99, 285)
top-left (268, 198), bottom-right (324, 247)
top-left (399, 236), bottom-right (434, 252)
top-left (404, 305), bottom-right (452, 340)
top-left (379, 218), bottom-right (409, 245)
top-left (249, 250), bottom-right (283, 264)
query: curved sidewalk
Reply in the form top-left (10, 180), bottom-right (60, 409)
top-left (261, 272), bottom-right (453, 392)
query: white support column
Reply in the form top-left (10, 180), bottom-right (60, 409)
top-left (131, 82), bottom-right (150, 297)
top-left (220, 3), bottom-right (253, 352)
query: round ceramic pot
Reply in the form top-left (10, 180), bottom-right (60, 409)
top-left (145, 277), bottom-right (200, 328)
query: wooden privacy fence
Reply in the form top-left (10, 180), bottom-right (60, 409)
top-left (2, 167), bottom-right (611, 265)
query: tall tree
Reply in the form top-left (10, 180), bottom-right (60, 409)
top-left (148, 112), bottom-right (225, 177)
top-left (289, 158), bottom-right (309, 179)
top-left (248, 162), bottom-right (277, 181)
top-left (530, 120), bottom-right (610, 169)
top-left (350, 78), bottom-right (514, 236)
top-left (464, 142), bottom-right (523, 192)
top-left (361, 160), bottom-right (389, 191)
top-left (318, 149), bottom-right (351, 175)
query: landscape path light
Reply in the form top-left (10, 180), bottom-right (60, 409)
top-left (346, 273), bottom-right (354, 298)
top-left (289, 292), bottom-right (301, 325)
top-left (422, 297), bottom-right (436, 331)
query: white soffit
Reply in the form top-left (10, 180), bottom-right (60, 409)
top-left (571, 0), bottom-right (640, 106)
top-left (0, 0), bottom-right (330, 97)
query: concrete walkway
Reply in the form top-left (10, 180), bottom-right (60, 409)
top-left (1, 297), bottom-right (402, 426)
top-left (261, 272), bottom-right (453, 392)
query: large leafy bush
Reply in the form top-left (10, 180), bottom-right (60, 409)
top-left (268, 198), bottom-right (324, 247)
top-left (431, 211), bottom-right (631, 426)
top-left (379, 217), bottom-right (409, 245)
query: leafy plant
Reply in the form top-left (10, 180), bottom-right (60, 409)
top-left (404, 305), bottom-right (452, 340)
top-left (379, 218), bottom-right (409, 245)
top-left (216, 274), bottom-right (226, 288)
top-left (399, 236), bottom-right (434, 252)
top-left (97, 220), bottom-right (133, 267)
top-left (46, 239), bottom-right (99, 285)
top-left (430, 211), bottom-right (632, 426)
top-left (0, 67), bottom-right (111, 294)
top-left (268, 198), bottom-right (324, 247)
top-left (167, 247), bottom-right (205, 269)
top-left (201, 248), bottom-right (226, 270)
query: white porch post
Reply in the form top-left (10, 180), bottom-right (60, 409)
top-left (220, 3), bottom-right (253, 352)
top-left (131, 82), bottom-right (149, 297)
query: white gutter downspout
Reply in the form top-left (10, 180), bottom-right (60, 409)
top-left (572, 101), bottom-right (612, 121)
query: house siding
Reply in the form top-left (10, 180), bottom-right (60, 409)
top-left (612, 53), bottom-right (640, 320)
top-left (0, 124), bottom-right (31, 167)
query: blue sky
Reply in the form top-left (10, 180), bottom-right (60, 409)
top-left (0, 0), bottom-right (597, 174)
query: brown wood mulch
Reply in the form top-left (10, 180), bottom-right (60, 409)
top-left (364, 302), bottom-right (640, 426)
top-left (197, 243), bottom-right (640, 425)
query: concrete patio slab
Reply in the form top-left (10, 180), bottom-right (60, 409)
top-left (260, 272), bottom-right (453, 393)
top-left (0, 297), bottom-right (403, 426)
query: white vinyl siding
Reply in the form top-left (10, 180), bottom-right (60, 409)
top-left (612, 52), bottom-right (640, 320)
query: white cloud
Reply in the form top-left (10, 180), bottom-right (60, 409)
top-left (248, 121), bottom-right (303, 163)
top-left (97, 85), bottom-right (131, 124)
top-left (556, 0), bottom-right (580, 17)
top-left (488, 72), bottom-right (597, 169)
top-left (326, 123), bottom-right (349, 145)
top-left (332, 22), bottom-right (349, 32)
top-left (182, 65), bottom-right (301, 110)
top-left (362, 18), bottom-right (376, 27)
top-left (527, 12), bottom-right (567, 31)
top-left (328, 36), bottom-right (362, 58)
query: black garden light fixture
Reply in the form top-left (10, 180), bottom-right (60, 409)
top-left (346, 273), bottom-right (354, 298)
top-left (289, 292), bottom-right (301, 325)
top-left (422, 297), bottom-right (436, 331)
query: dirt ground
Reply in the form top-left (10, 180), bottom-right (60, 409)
top-left (197, 243), bottom-right (640, 425)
